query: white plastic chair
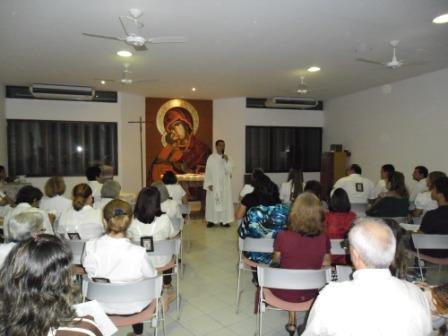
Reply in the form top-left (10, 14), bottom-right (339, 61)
top-left (412, 234), bottom-right (448, 281)
top-left (330, 239), bottom-right (348, 256)
top-left (351, 203), bottom-right (367, 218)
top-left (68, 240), bottom-right (86, 265)
top-left (256, 266), bottom-right (329, 336)
top-left (148, 239), bottom-right (182, 319)
top-left (335, 265), bottom-right (354, 282)
top-left (235, 237), bottom-right (274, 313)
top-left (83, 275), bottom-right (165, 336)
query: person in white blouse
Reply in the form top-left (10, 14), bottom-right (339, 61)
top-left (39, 176), bottom-right (71, 220)
top-left (302, 217), bottom-right (432, 336)
top-left (93, 180), bottom-right (121, 211)
top-left (371, 164), bottom-right (395, 199)
top-left (83, 199), bottom-right (157, 336)
top-left (58, 183), bottom-right (103, 240)
top-left (0, 211), bottom-right (43, 267)
top-left (279, 167), bottom-right (304, 204)
top-left (3, 186), bottom-right (54, 239)
top-left (162, 171), bottom-right (187, 205)
top-left (409, 165), bottom-right (429, 206)
top-left (86, 165), bottom-right (103, 204)
top-left (151, 181), bottom-right (183, 231)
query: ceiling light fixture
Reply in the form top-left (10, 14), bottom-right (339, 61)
top-left (100, 80), bottom-right (106, 85)
top-left (433, 13), bottom-right (448, 24)
top-left (117, 50), bottom-right (133, 57)
top-left (191, 87), bottom-right (197, 92)
top-left (307, 66), bottom-right (321, 72)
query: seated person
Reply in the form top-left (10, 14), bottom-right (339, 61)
top-left (86, 165), bottom-right (102, 204)
top-left (0, 211), bottom-right (43, 267)
top-left (162, 171), bottom-right (187, 205)
top-left (151, 181), bottom-right (182, 227)
top-left (325, 188), bottom-right (356, 265)
top-left (371, 164), bottom-right (395, 199)
top-left (83, 199), bottom-right (157, 336)
top-left (280, 167), bottom-right (304, 205)
top-left (235, 173), bottom-right (281, 220)
top-left (58, 184), bottom-right (103, 240)
top-left (412, 171), bottom-right (446, 224)
top-left (239, 168), bottom-right (264, 199)
top-left (305, 180), bottom-right (328, 210)
top-left (270, 192), bottom-right (331, 335)
top-left (94, 180), bottom-right (121, 211)
top-left (331, 164), bottom-right (375, 204)
top-left (302, 218), bottom-right (432, 336)
top-left (419, 176), bottom-right (448, 258)
top-left (366, 171), bottom-right (409, 218)
top-left (3, 185), bottom-right (54, 239)
top-left (39, 176), bottom-right (71, 220)
top-left (0, 234), bottom-right (103, 335)
top-left (410, 165), bottom-right (429, 206)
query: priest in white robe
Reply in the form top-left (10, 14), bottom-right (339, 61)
top-left (204, 140), bottom-right (234, 227)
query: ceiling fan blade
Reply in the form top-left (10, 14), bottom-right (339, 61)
top-left (82, 33), bottom-right (125, 41)
top-left (133, 44), bottom-right (148, 51)
top-left (356, 58), bottom-right (385, 66)
top-left (131, 79), bottom-right (159, 84)
top-left (402, 61), bottom-right (429, 67)
top-left (94, 78), bottom-right (115, 82)
top-left (147, 36), bottom-right (187, 44)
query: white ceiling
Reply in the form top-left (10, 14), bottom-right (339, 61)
top-left (0, 0), bottom-right (447, 100)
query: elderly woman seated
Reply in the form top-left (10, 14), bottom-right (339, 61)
top-left (94, 180), bottom-right (121, 211)
top-left (0, 211), bottom-right (43, 267)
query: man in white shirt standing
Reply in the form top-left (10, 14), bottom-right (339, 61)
top-left (410, 165), bottom-right (429, 205)
top-left (204, 140), bottom-right (234, 228)
top-left (303, 217), bottom-right (432, 336)
top-left (332, 164), bottom-right (374, 204)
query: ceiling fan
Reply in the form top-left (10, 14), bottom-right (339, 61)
top-left (356, 40), bottom-right (426, 69)
top-left (296, 76), bottom-right (311, 95)
top-left (83, 8), bottom-right (187, 51)
top-left (96, 64), bottom-right (158, 85)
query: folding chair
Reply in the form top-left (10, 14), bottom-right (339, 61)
top-left (84, 275), bottom-right (165, 336)
top-left (235, 237), bottom-right (274, 313)
top-left (351, 203), bottom-right (367, 218)
top-left (256, 266), bottom-right (329, 336)
top-left (412, 234), bottom-right (448, 282)
top-left (148, 239), bottom-right (182, 319)
top-left (180, 203), bottom-right (192, 253)
top-left (334, 265), bottom-right (354, 282)
top-left (330, 239), bottom-right (348, 257)
top-left (68, 240), bottom-right (85, 265)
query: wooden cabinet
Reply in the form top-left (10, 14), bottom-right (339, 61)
top-left (320, 151), bottom-right (348, 201)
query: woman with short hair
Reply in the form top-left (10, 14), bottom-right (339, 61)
top-left (271, 192), bottom-right (331, 335)
top-left (0, 234), bottom-right (103, 336)
top-left (40, 176), bottom-right (71, 219)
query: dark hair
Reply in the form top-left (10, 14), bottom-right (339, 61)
top-left (434, 176), bottom-right (448, 200)
top-left (350, 164), bottom-right (362, 174)
top-left (252, 174), bottom-right (280, 203)
top-left (428, 171), bottom-right (447, 188)
top-left (162, 171), bottom-right (177, 185)
top-left (388, 171), bottom-right (409, 198)
top-left (215, 139), bottom-right (225, 146)
top-left (72, 183), bottom-right (92, 211)
top-left (0, 165), bottom-right (4, 173)
top-left (304, 180), bottom-right (322, 200)
top-left (85, 165), bottom-right (101, 181)
top-left (414, 166), bottom-right (428, 178)
top-left (103, 199), bottom-right (133, 234)
top-left (134, 187), bottom-right (163, 224)
top-left (0, 235), bottom-right (77, 336)
top-left (382, 164), bottom-right (395, 178)
top-left (44, 176), bottom-right (66, 197)
top-left (381, 218), bottom-right (407, 277)
top-left (287, 167), bottom-right (304, 202)
top-left (16, 186), bottom-right (43, 205)
top-left (329, 188), bottom-right (351, 213)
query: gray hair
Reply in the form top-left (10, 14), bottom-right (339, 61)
top-left (150, 181), bottom-right (169, 202)
top-left (8, 211), bottom-right (44, 241)
top-left (348, 217), bottom-right (396, 268)
top-left (101, 180), bottom-right (121, 199)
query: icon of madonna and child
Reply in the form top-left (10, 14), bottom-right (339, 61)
top-left (150, 99), bottom-right (211, 182)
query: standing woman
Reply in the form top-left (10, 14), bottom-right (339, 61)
top-left (58, 183), bottom-right (103, 239)
top-left (270, 192), bottom-right (331, 335)
top-left (280, 167), bottom-right (304, 204)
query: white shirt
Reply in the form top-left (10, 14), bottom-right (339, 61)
top-left (87, 180), bottom-right (102, 203)
top-left (0, 242), bottom-right (16, 267)
top-left (3, 203), bottom-right (54, 239)
top-left (40, 195), bottom-right (71, 219)
top-left (303, 269), bottom-right (432, 336)
top-left (82, 235), bottom-right (157, 314)
top-left (161, 199), bottom-right (182, 220)
top-left (58, 205), bottom-right (104, 240)
top-left (93, 197), bottom-right (113, 211)
top-left (239, 184), bottom-right (254, 199)
top-left (413, 191), bottom-right (438, 224)
top-left (165, 184), bottom-right (186, 205)
top-left (332, 174), bottom-right (375, 204)
top-left (410, 178), bottom-right (428, 203)
top-left (127, 214), bottom-right (177, 268)
top-left (370, 179), bottom-right (388, 199)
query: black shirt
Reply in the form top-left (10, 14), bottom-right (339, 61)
top-left (365, 196), bottom-right (409, 217)
top-left (419, 205), bottom-right (448, 258)
top-left (241, 192), bottom-right (279, 211)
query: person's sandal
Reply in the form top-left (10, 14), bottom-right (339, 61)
top-left (285, 323), bottom-right (296, 336)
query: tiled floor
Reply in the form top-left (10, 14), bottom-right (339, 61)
top-left (115, 218), bottom-right (305, 336)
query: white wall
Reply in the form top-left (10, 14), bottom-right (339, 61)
top-left (213, 97), bottom-right (324, 201)
top-left (0, 85), bottom-right (6, 166)
top-left (5, 92), bottom-right (145, 196)
top-left (324, 67), bottom-right (448, 189)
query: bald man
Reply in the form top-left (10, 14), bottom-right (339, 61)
top-left (303, 217), bottom-right (432, 336)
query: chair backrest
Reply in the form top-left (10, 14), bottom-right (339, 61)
top-left (85, 275), bottom-right (162, 303)
top-left (257, 266), bottom-right (329, 290)
top-left (146, 239), bottom-right (181, 257)
top-left (351, 203), bottom-right (367, 217)
top-left (180, 204), bottom-right (191, 215)
top-left (330, 239), bottom-right (348, 255)
top-left (239, 237), bottom-right (275, 253)
top-left (381, 216), bottom-right (407, 224)
top-left (335, 265), bottom-right (353, 282)
top-left (78, 224), bottom-right (105, 240)
top-left (68, 240), bottom-right (86, 264)
top-left (412, 234), bottom-right (448, 250)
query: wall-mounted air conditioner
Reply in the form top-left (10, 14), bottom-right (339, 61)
top-left (265, 97), bottom-right (319, 109)
top-left (30, 84), bottom-right (95, 101)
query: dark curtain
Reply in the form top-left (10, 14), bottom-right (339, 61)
top-left (246, 126), bottom-right (322, 173)
top-left (7, 120), bottom-right (118, 177)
